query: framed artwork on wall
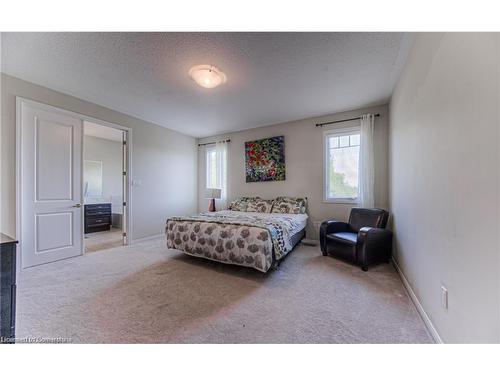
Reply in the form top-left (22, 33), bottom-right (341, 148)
top-left (245, 135), bottom-right (285, 182)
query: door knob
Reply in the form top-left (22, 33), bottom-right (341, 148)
top-left (73, 203), bottom-right (82, 208)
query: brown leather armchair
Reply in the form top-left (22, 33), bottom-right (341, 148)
top-left (319, 208), bottom-right (392, 271)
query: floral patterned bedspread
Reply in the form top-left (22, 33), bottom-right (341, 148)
top-left (166, 210), bottom-right (308, 272)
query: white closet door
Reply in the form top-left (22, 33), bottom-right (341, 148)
top-left (19, 99), bottom-right (83, 268)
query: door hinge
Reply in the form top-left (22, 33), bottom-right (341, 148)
top-left (122, 171), bottom-right (126, 176)
top-left (123, 202), bottom-right (127, 207)
top-left (123, 140), bottom-right (127, 146)
top-left (123, 232), bottom-right (127, 237)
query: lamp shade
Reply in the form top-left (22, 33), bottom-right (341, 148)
top-left (189, 65), bottom-right (227, 89)
top-left (204, 188), bottom-right (222, 199)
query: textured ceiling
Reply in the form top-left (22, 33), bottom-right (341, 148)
top-left (2, 32), bottom-right (412, 138)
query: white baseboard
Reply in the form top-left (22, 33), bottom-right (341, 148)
top-left (130, 233), bottom-right (164, 245)
top-left (392, 257), bottom-right (443, 344)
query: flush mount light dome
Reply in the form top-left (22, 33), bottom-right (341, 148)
top-left (188, 65), bottom-right (227, 89)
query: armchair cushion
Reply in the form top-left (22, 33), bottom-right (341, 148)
top-left (327, 232), bottom-right (357, 244)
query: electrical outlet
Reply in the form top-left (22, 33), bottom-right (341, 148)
top-left (441, 286), bottom-right (448, 310)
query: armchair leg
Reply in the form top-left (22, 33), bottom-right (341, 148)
top-left (320, 242), bottom-right (328, 256)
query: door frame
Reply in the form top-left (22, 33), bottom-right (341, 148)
top-left (16, 97), bottom-right (133, 269)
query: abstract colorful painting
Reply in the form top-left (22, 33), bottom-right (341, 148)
top-left (245, 136), bottom-right (285, 182)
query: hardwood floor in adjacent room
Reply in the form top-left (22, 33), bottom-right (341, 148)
top-left (84, 228), bottom-right (123, 253)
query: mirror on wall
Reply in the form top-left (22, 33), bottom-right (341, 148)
top-left (84, 160), bottom-right (103, 197)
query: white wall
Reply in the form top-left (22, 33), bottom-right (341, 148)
top-left (83, 135), bottom-right (123, 211)
top-left (0, 33), bottom-right (3, 237)
top-left (389, 33), bottom-right (500, 342)
top-left (1, 74), bottom-right (198, 241)
top-left (197, 104), bottom-right (389, 239)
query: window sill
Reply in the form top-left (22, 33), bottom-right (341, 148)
top-left (323, 199), bottom-right (358, 205)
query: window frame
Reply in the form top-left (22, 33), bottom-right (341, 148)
top-left (323, 126), bottom-right (361, 204)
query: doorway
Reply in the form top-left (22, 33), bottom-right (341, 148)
top-left (83, 121), bottom-right (128, 253)
top-left (16, 98), bottom-right (132, 268)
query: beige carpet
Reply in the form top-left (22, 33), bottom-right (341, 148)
top-left (17, 238), bottom-right (432, 343)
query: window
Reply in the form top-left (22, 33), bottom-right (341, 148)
top-left (206, 146), bottom-right (219, 188)
top-left (324, 128), bottom-right (360, 203)
top-left (205, 145), bottom-right (226, 189)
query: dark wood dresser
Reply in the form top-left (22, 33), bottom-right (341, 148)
top-left (84, 203), bottom-right (112, 234)
top-left (0, 233), bottom-right (17, 344)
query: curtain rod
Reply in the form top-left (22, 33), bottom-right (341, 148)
top-left (315, 113), bottom-right (380, 127)
top-left (198, 139), bottom-right (231, 147)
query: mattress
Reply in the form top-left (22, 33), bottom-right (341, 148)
top-left (212, 210), bottom-right (308, 236)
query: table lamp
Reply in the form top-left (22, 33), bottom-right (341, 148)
top-left (204, 188), bottom-right (221, 212)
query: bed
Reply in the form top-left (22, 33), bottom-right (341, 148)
top-left (166, 209), bottom-right (308, 272)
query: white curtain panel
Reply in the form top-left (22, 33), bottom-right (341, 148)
top-left (215, 140), bottom-right (228, 209)
top-left (359, 114), bottom-right (375, 208)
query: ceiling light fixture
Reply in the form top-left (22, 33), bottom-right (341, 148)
top-left (188, 65), bottom-right (227, 89)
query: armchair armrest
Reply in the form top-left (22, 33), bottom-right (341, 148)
top-left (320, 220), bottom-right (350, 234)
top-left (319, 220), bottom-right (350, 255)
top-left (356, 227), bottom-right (393, 269)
